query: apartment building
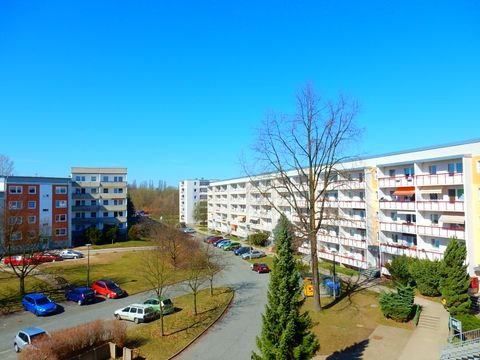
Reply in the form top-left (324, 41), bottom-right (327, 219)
top-left (0, 176), bottom-right (71, 249)
top-left (207, 139), bottom-right (480, 276)
top-left (179, 179), bottom-right (211, 224)
top-left (71, 167), bottom-right (128, 245)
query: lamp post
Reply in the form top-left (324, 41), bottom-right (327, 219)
top-left (331, 249), bottom-right (337, 298)
top-left (86, 243), bottom-right (91, 287)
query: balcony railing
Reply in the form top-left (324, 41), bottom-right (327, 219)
top-left (415, 172), bottom-right (463, 186)
top-left (380, 243), bottom-right (444, 261)
top-left (332, 180), bottom-right (366, 190)
top-left (379, 200), bottom-right (416, 211)
top-left (380, 221), bottom-right (416, 234)
top-left (378, 175), bottom-right (415, 188)
top-left (324, 200), bottom-right (366, 209)
top-left (416, 224), bottom-right (465, 240)
top-left (318, 250), bottom-right (368, 270)
top-left (317, 234), bottom-right (367, 249)
top-left (416, 201), bottom-right (464, 212)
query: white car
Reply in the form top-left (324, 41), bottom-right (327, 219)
top-left (14, 327), bottom-right (49, 352)
top-left (241, 250), bottom-right (266, 260)
top-left (114, 304), bottom-right (157, 323)
top-left (59, 249), bottom-right (84, 259)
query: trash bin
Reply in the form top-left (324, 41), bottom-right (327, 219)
top-left (471, 277), bottom-right (479, 294)
top-left (324, 279), bottom-right (341, 297)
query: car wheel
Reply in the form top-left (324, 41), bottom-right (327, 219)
top-left (115, 314), bottom-right (121, 320)
top-left (78, 300), bottom-right (83, 305)
top-left (73, 256), bottom-right (78, 259)
top-left (107, 293), bottom-right (111, 299)
top-left (14, 343), bottom-right (20, 353)
top-left (34, 310), bottom-right (39, 316)
top-left (134, 318), bottom-right (140, 324)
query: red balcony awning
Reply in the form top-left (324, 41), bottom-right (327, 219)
top-left (393, 187), bottom-right (415, 196)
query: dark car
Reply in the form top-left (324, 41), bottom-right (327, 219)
top-left (234, 246), bottom-right (253, 256)
top-left (252, 263), bottom-right (270, 273)
top-left (65, 286), bottom-right (96, 305)
top-left (21, 293), bottom-right (57, 316)
top-left (91, 279), bottom-right (127, 299)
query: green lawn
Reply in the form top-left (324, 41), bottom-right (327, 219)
top-left (88, 239), bottom-right (152, 250)
top-left (127, 287), bottom-right (234, 360)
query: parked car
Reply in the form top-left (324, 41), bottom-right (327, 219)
top-left (217, 240), bottom-right (233, 249)
top-left (234, 246), bottom-right (253, 256)
top-left (14, 327), bottom-right (49, 352)
top-left (59, 249), bottom-right (84, 259)
top-left (183, 227), bottom-right (196, 234)
top-left (241, 250), bottom-right (266, 260)
top-left (91, 279), bottom-right (127, 299)
top-left (21, 293), bottom-right (57, 316)
top-left (213, 238), bottom-right (228, 247)
top-left (206, 236), bottom-right (224, 244)
top-left (4, 255), bottom-right (38, 266)
top-left (32, 252), bottom-right (63, 263)
top-left (251, 263), bottom-right (270, 273)
top-left (143, 297), bottom-right (175, 315)
top-left (65, 286), bottom-right (96, 305)
top-left (114, 304), bottom-right (157, 323)
top-left (223, 242), bottom-right (241, 251)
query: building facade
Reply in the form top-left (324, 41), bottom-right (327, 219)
top-left (179, 179), bottom-right (211, 225)
top-left (71, 167), bottom-right (128, 245)
top-left (207, 140), bottom-right (480, 276)
top-left (0, 176), bottom-right (71, 249)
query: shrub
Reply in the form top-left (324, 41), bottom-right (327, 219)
top-left (455, 314), bottom-right (480, 331)
top-left (409, 259), bottom-right (441, 297)
top-left (247, 231), bottom-right (270, 247)
top-left (19, 319), bottom-right (127, 360)
top-left (128, 224), bottom-right (141, 240)
top-left (379, 285), bottom-right (415, 322)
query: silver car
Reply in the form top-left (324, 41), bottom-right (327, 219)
top-left (14, 327), bottom-right (48, 352)
top-left (59, 249), bottom-right (84, 259)
top-left (241, 250), bottom-right (266, 260)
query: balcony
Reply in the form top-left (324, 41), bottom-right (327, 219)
top-left (72, 193), bottom-right (100, 200)
top-left (318, 250), bottom-right (368, 270)
top-left (322, 218), bottom-right (367, 229)
top-left (415, 172), bottom-right (463, 186)
top-left (72, 205), bottom-right (101, 212)
top-left (332, 179), bottom-right (366, 190)
top-left (380, 243), bottom-right (418, 257)
top-left (100, 181), bottom-right (128, 188)
top-left (380, 221), bottom-right (416, 234)
top-left (318, 234), bottom-right (366, 249)
top-left (417, 201), bottom-right (464, 212)
top-left (378, 176), bottom-right (415, 188)
top-left (416, 224), bottom-right (465, 240)
top-left (379, 200), bottom-right (415, 211)
top-left (99, 193), bottom-right (127, 200)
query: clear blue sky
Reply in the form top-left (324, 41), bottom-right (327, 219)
top-left (1, 1), bottom-right (479, 186)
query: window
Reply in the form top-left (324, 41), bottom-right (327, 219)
top-left (114, 176), bottom-right (123, 182)
top-left (102, 176), bottom-right (109, 182)
top-left (55, 186), bottom-right (67, 194)
top-left (9, 186), bottom-right (22, 194)
top-left (8, 216), bottom-right (22, 225)
top-left (91, 176), bottom-right (97, 181)
top-left (119, 211), bottom-right (123, 217)
top-left (390, 212), bottom-right (397, 221)
top-left (113, 188), bottom-right (123, 194)
top-left (429, 193), bottom-right (439, 201)
top-left (28, 186), bottom-right (37, 194)
top-left (28, 216), bottom-right (36, 224)
top-left (404, 167), bottom-right (415, 177)
top-left (90, 212), bottom-right (96, 218)
top-left (75, 176), bottom-right (86, 181)
top-left (28, 201), bottom-right (36, 209)
top-left (429, 165), bottom-right (437, 175)
top-left (103, 212), bottom-right (108, 217)
top-left (55, 200), bottom-right (67, 208)
top-left (103, 200), bottom-right (109, 205)
top-left (11, 232), bottom-right (22, 241)
top-left (448, 162), bottom-right (463, 173)
top-left (406, 214), bottom-right (416, 223)
top-left (55, 214), bottom-right (67, 222)
top-left (389, 169), bottom-right (396, 177)
top-left (75, 213), bottom-right (81, 218)
top-left (103, 188), bottom-right (108, 194)
top-left (91, 200), bottom-right (97, 206)
top-left (8, 201), bottom-right (22, 209)
top-left (392, 234), bottom-right (398, 243)
top-left (91, 188), bottom-right (98, 194)
top-left (55, 228), bottom-right (67, 236)
top-left (457, 188), bottom-right (465, 200)
top-left (431, 239), bottom-right (440, 248)
top-left (430, 214), bottom-right (439, 225)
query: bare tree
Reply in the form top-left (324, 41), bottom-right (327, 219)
top-left (185, 249), bottom-right (207, 315)
top-left (246, 83), bottom-right (361, 311)
top-left (0, 155), bottom-right (14, 176)
top-left (201, 243), bottom-right (227, 296)
top-left (141, 236), bottom-right (174, 336)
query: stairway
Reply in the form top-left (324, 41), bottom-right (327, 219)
top-left (440, 328), bottom-right (480, 360)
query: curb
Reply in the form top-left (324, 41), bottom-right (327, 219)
top-left (168, 287), bottom-right (236, 359)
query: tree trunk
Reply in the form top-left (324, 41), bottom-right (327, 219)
top-left (210, 278), bottom-right (213, 296)
top-left (309, 232), bottom-right (322, 311)
top-left (193, 292), bottom-right (197, 315)
top-left (19, 275), bottom-right (26, 297)
top-left (160, 312), bottom-right (165, 336)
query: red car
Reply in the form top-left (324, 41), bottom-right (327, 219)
top-left (251, 263), bottom-right (270, 273)
top-left (206, 236), bottom-right (224, 244)
top-left (91, 279), bottom-right (127, 299)
top-left (4, 256), bottom-right (38, 266)
top-left (32, 252), bottom-right (63, 263)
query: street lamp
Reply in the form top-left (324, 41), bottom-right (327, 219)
top-left (86, 243), bottom-right (91, 287)
top-left (331, 249), bottom-right (337, 298)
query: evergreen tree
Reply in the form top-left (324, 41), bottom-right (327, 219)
top-left (440, 237), bottom-right (471, 316)
top-left (253, 215), bottom-right (319, 360)
top-left (379, 284), bottom-right (415, 322)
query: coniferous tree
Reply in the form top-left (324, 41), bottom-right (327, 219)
top-left (440, 237), bottom-right (471, 316)
top-left (379, 284), bottom-right (415, 322)
top-left (253, 214), bottom-right (319, 360)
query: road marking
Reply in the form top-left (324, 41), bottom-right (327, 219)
top-left (0, 349), bottom-right (12, 355)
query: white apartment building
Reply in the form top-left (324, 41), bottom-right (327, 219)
top-left (71, 167), bottom-right (128, 245)
top-left (207, 139), bottom-right (480, 276)
top-left (179, 179), bottom-right (211, 225)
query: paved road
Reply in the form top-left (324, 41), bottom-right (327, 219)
top-left (0, 242), bottom-right (269, 360)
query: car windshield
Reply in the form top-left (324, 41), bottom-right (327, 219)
top-left (36, 297), bottom-right (50, 305)
top-left (162, 299), bottom-right (173, 306)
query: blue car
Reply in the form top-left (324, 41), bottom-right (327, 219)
top-left (21, 293), bottom-right (57, 316)
top-left (65, 286), bottom-right (96, 305)
top-left (215, 239), bottom-right (230, 248)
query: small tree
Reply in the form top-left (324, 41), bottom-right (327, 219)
top-left (0, 154), bottom-right (14, 176)
top-left (409, 259), bottom-right (441, 297)
top-left (440, 237), bottom-right (471, 316)
top-left (248, 231), bottom-right (270, 247)
top-left (84, 227), bottom-right (102, 245)
top-left (185, 250), bottom-right (207, 315)
top-left (379, 284), bottom-right (415, 322)
top-left (103, 225), bottom-right (119, 245)
top-left (386, 255), bottom-right (414, 286)
top-left (201, 243), bottom-right (226, 296)
top-left (253, 215), bottom-right (319, 359)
